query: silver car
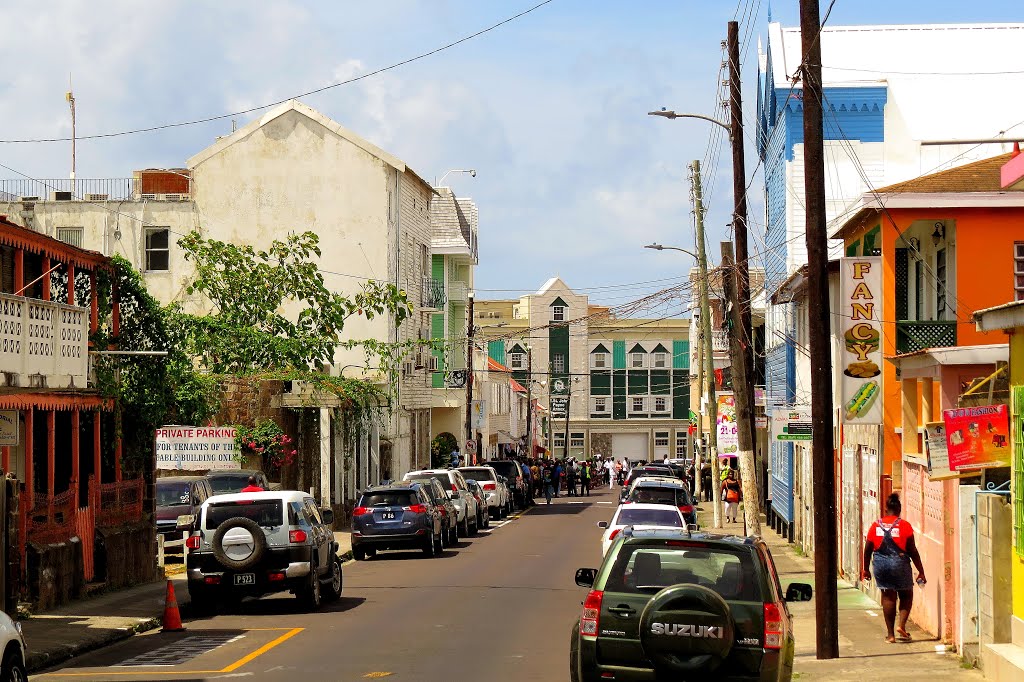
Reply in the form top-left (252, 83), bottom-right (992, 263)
top-left (403, 469), bottom-right (479, 537)
top-left (458, 466), bottom-right (509, 519)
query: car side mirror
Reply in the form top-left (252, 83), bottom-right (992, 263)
top-left (785, 582), bottom-right (813, 602)
top-left (320, 508), bottom-right (334, 525)
top-left (575, 568), bottom-right (597, 588)
top-left (175, 514), bottom-right (195, 532)
top-left (597, 521), bottom-right (608, 529)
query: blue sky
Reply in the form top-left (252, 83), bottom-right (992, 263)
top-left (0, 1), bottom-right (1018, 309)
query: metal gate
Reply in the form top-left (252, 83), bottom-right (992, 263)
top-left (841, 444), bottom-right (862, 580)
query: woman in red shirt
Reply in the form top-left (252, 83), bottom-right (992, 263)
top-left (862, 493), bottom-right (926, 643)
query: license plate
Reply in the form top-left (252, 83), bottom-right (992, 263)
top-left (382, 511), bottom-right (396, 520)
top-left (234, 573), bottom-right (255, 585)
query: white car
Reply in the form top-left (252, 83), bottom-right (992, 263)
top-left (597, 503), bottom-right (687, 556)
top-left (0, 608), bottom-right (27, 681)
top-left (403, 469), bottom-right (480, 536)
top-left (457, 466), bottom-right (510, 518)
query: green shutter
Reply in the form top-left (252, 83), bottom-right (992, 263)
top-left (431, 313), bottom-right (445, 388)
top-left (650, 370), bottom-right (671, 395)
top-left (613, 341), bottom-right (626, 369)
top-left (613, 370), bottom-right (627, 420)
top-left (846, 240), bottom-right (860, 256)
top-left (590, 371), bottom-right (611, 395)
top-left (627, 371), bottom-right (649, 395)
top-left (488, 341), bottom-right (506, 364)
top-left (673, 340), bottom-right (690, 370)
top-left (431, 254), bottom-right (445, 282)
top-left (672, 370), bottom-right (690, 419)
top-left (862, 226), bottom-right (880, 256)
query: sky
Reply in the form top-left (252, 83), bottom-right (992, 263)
top-left (0, 0), bottom-right (1019, 310)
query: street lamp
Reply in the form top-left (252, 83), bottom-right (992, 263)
top-left (648, 109), bottom-right (731, 138)
top-left (644, 242), bottom-right (699, 260)
top-left (435, 168), bottom-right (477, 186)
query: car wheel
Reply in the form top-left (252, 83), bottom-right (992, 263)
top-left (324, 557), bottom-right (343, 601)
top-left (469, 513), bottom-right (478, 536)
top-left (300, 561), bottom-right (322, 610)
top-left (1, 647), bottom-right (26, 682)
top-left (365, 547), bottom-right (377, 559)
top-left (449, 522), bottom-right (459, 545)
top-left (188, 585), bottom-right (215, 616)
top-left (460, 514), bottom-right (470, 537)
top-left (434, 530), bottom-right (443, 554)
top-left (569, 622), bottom-right (581, 682)
top-left (353, 546), bottom-right (366, 561)
top-left (211, 517), bottom-right (268, 571)
top-left (422, 531), bottom-right (436, 557)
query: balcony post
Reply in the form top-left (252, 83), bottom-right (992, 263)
top-left (46, 410), bottom-right (55, 518)
top-left (41, 257), bottom-right (50, 301)
top-left (13, 249), bottom-right (23, 294)
top-left (93, 411), bottom-right (101, 491)
top-left (89, 270), bottom-right (98, 337)
top-left (71, 408), bottom-right (80, 501)
top-left (111, 280), bottom-right (120, 345)
top-left (67, 263), bottom-right (76, 306)
top-left (24, 408), bottom-right (33, 511)
top-left (1, 446), bottom-right (8, 473)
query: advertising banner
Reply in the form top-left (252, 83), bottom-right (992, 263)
top-left (156, 426), bottom-right (240, 471)
top-left (943, 404), bottom-right (1012, 471)
top-left (716, 393), bottom-right (738, 456)
top-left (0, 411), bottom-right (18, 446)
top-left (769, 406), bottom-right (813, 442)
top-left (924, 421), bottom-right (961, 480)
top-left (839, 257), bottom-right (883, 425)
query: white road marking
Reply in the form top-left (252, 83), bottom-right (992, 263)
top-left (866, 610), bottom-right (878, 617)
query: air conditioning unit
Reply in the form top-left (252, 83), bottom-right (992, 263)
top-left (428, 356), bottom-right (439, 372)
top-left (84, 193), bottom-right (109, 201)
top-left (140, 193), bottom-right (157, 200)
top-left (51, 191), bottom-right (73, 201)
top-left (18, 196), bottom-right (39, 202)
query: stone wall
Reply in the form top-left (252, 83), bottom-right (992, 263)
top-left (98, 522), bottom-right (158, 591)
top-left (26, 539), bottom-right (83, 611)
top-left (216, 376), bottom-right (299, 484)
top-left (978, 493), bottom-right (1013, 646)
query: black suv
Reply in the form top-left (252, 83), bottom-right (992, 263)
top-left (570, 528), bottom-right (812, 681)
top-left (351, 482), bottom-right (444, 560)
top-left (486, 460), bottom-right (528, 508)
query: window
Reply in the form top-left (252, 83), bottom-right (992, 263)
top-left (654, 353), bottom-right (667, 368)
top-left (936, 248), bottom-right (947, 320)
top-left (552, 305), bottom-right (566, 322)
top-left (631, 397), bottom-right (645, 412)
top-left (593, 352), bottom-right (607, 368)
top-left (570, 432), bottom-right (585, 448)
top-left (655, 397), bottom-right (667, 412)
top-left (654, 431), bottom-right (669, 446)
top-left (510, 353), bottom-right (525, 369)
top-left (1015, 242), bottom-right (1024, 302)
top-left (553, 432), bottom-right (566, 448)
top-left (56, 227), bottom-right (83, 248)
top-left (914, 259), bottom-right (923, 320)
top-left (594, 397), bottom-right (607, 413)
top-left (631, 352), bottom-right (644, 368)
top-left (144, 227), bottom-right (170, 271)
top-left (676, 432), bottom-right (688, 457)
top-left (552, 354), bottom-right (566, 373)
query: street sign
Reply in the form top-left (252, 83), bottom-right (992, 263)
top-left (465, 439), bottom-right (477, 454)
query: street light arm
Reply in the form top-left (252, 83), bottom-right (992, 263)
top-left (644, 242), bottom-right (699, 260)
top-left (648, 110), bottom-right (731, 136)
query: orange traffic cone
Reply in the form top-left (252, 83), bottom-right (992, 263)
top-left (161, 580), bottom-right (185, 632)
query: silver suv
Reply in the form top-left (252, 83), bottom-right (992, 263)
top-left (404, 469), bottom-right (479, 537)
top-left (183, 490), bottom-right (342, 612)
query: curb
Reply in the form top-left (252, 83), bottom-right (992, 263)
top-left (27, 616), bottom-right (161, 673)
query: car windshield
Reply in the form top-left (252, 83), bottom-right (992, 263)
top-left (605, 543), bottom-right (762, 600)
top-left (629, 487), bottom-right (687, 506)
top-left (156, 482), bottom-right (191, 508)
top-left (487, 462), bottom-right (519, 479)
top-left (406, 474), bottom-right (452, 490)
top-left (460, 467), bottom-right (496, 481)
top-left (208, 474), bottom-right (250, 494)
top-left (359, 491), bottom-right (418, 507)
top-left (205, 500), bottom-right (283, 530)
top-left (615, 508), bottom-right (683, 527)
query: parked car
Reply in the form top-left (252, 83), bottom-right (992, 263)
top-left (458, 466), bottom-right (508, 519)
top-left (156, 475), bottom-right (212, 552)
top-left (417, 476), bottom-right (459, 546)
top-left (464, 479), bottom-right (491, 529)
top-left (403, 469), bottom-right (479, 537)
top-left (625, 477), bottom-right (699, 528)
top-left (619, 467), bottom-right (679, 502)
top-left (570, 527), bottom-right (813, 682)
top-left (496, 476), bottom-right (514, 516)
top-left (184, 490), bottom-right (341, 612)
top-left (0, 608), bottom-right (27, 682)
top-left (596, 503), bottom-right (687, 556)
top-left (486, 460), bottom-right (528, 508)
top-left (207, 469), bottom-right (271, 495)
top-left (351, 482), bottom-right (443, 560)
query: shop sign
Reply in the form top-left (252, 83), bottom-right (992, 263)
top-left (943, 404), bottom-right (1012, 471)
top-left (769, 406), bottom-right (813, 442)
top-left (156, 426), bottom-right (240, 471)
top-left (839, 257), bottom-right (883, 425)
top-left (0, 411), bottom-right (18, 446)
top-left (716, 393), bottom-right (738, 456)
top-left (924, 421), bottom-right (961, 480)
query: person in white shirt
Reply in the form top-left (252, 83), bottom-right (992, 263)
top-left (604, 457), bottom-right (615, 489)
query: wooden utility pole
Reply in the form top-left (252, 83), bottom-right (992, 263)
top-left (721, 241), bottom-right (761, 536)
top-left (563, 386), bottom-right (572, 459)
top-left (465, 292), bottom-right (476, 465)
top-left (525, 347), bottom-right (533, 458)
top-left (694, 325), bottom-right (704, 502)
top-left (690, 160), bottom-right (722, 528)
top-left (800, 0), bottom-right (840, 659)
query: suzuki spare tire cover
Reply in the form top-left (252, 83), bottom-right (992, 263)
top-left (639, 584), bottom-right (735, 675)
top-left (212, 517), bottom-right (268, 571)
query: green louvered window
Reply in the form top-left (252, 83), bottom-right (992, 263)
top-left (1014, 385), bottom-right (1024, 558)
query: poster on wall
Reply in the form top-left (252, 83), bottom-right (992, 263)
top-left (769, 406), bottom-right (813, 442)
top-left (716, 393), bottom-right (738, 456)
top-left (943, 404), bottom-right (1012, 471)
top-left (839, 257), bottom-right (883, 425)
top-left (0, 411), bottom-right (19, 446)
top-left (924, 421), bottom-right (962, 480)
top-left (156, 426), bottom-right (240, 471)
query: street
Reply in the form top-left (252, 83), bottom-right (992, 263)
top-left (35, 491), bottom-right (617, 681)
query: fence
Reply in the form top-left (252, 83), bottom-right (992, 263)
top-left (27, 488), bottom-right (78, 546)
top-left (92, 477), bottom-right (144, 528)
top-left (157, 531), bottom-right (190, 567)
top-left (0, 178), bottom-right (135, 201)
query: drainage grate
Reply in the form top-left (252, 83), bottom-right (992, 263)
top-left (116, 633), bottom-right (244, 667)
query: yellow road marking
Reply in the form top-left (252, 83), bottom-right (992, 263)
top-left (218, 627), bottom-right (303, 672)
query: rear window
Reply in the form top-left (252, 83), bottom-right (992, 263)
top-left (359, 491), bottom-right (418, 507)
top-left (604, 543), bottom-right (763, 601)
top-left (407, 474), bottom-right (452, 490)
top-left (205, 500), bottom-right (283, 530)
top-left (616, 508), bottom-right (684, 527)
top-left (208, 474), bottom-right (249, 494)
top-left (629, 486), bottom-right (689, 506)
top-left (488, 462), bottom-right (519, 478)
top-left (156, 482), bottom-right (190, 508)
top-left (460, 468), bottom-right (496, 481)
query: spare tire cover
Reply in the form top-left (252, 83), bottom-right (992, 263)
top-left (212, 517), bottom-right (268, 571)
top-left (639, 584), bottom-right (734, 675)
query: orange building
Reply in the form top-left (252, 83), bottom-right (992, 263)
top-left (832, 152), bottom-right (1024, 642)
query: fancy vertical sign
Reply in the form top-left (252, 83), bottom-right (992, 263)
top-left (839, 257), bottom-right (883, 424)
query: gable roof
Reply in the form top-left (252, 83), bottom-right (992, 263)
top-left (591, 343), bottom-right (610, 354)
top-left (875, 153), bottom-right (1013, 194)
top-left (430, 187), bottom-right (476, 253)
top-left (537, 277), bottom-right (572, 295)
top-left (549, 297), bottom-right (568, 308)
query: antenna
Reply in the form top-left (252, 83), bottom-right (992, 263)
top-left (65, 74), bottom-right (76, 180)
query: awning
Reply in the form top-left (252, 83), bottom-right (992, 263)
top-left (510, 378), bottom-right (526, 393)
top-left (498, 430), bottom-right (513, 444)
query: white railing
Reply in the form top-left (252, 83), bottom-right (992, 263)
top-left (157, 531), bottom-right (190, 567)
top-left (448, 279), bottom-right (469, 301)
top-left (0, 293), bottom-right (89, 388)
top-left (712, 331), bottom-right (730, 352)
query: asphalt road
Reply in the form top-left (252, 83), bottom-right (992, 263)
top-left (35, 486), bottom-right (619, 682)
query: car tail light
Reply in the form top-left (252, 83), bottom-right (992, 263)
top-left (764, 602), bottom-right (784, 649)
top-left (621, 500), bottom-right (632, 505)
top-left (268, 572), bottom-right (286, 582)
top-left (185, 535), bottom-right (201, 550)
top-left (353, 506), bottom-right (371, 516)
top-left (204, 575), bottom-right (221, 585)
top-left (608, 528), bottom-right (621, 541)
top-left (289, 529), bottom-right (307, 544)
top-left (678, 505), bottom-right (694, 515)
top-left (451, 484), bottom-right (459, 492)
top-left (483, 482), bottom-right (496, 491)
top-left (580, 590), bottom-right (603, 637)
top-left (405, 504), bottom-right (428, 513)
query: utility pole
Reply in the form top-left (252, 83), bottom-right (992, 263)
top-left (727, 20), bottom-right (758, 486)
top-left (465, 292), bottom-right (476, 465)
top-left (800, 0), bottom-right (839, 659)
top-left (66, 76), bottom-right (76, 181)
top-left (563, 387), bottom-right (572, 459)
top-left (525, 347), bottom-right (533, 459)
top-left (694, 324), bottom-right (704, 502)
top-left (721, 241), bottom-right (761, 536)
top-left (690, 160), bottom-right (722, 528)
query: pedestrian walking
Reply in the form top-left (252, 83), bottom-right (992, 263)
top-left (862, 493), bottom-right (926, 643)
top-left (701, 463), bottom-right (712, 502)
top-left (721, 469), bottom-right (741, 523)
top-left (566, 460), bottom-right (578, 496)
top-left (580, 459), bottom-right (591, 496)
top-left (552, 461), bottom-right (562, 498)
top-left (604, 458), bottom-right (614, 488)
top-left (542, 465), bottom-right (554, 505)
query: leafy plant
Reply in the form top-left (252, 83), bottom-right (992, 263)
top-left (431, 432), bottom-right (458, 468)
top-left (236, 420), bottom-right (297, 469)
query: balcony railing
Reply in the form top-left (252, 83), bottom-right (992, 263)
top-left (448, 279), bottom-right (469, 302)
top-left (712, 330), bottom-right (730, 352)
top-left (0, 293), bottom-right (89, 388)
top-left (421, 277), bottom-right (447, 310)
top-left (0, 178), bottom-right (135, 201)
top-left (895, 320), bottom-right (957, 355)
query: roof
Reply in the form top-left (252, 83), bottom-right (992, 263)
top-left (487, 357), bottom-right (512, 373)
top-left (876, 153), bottom-right (1013, 194)
top-left (430, 187), bottom-right (476, 255)
top-left (974, 300), bottom-right (1024, 331)
top-left (885, 343), bottom-right (1009, 371)
top-left (537, 277), bottom-right (572, 295)
top-left (0, 215), bottom-right (111, 270)
top-left (186, 100), bottom-right (434, 193)
top-left (510, 378), bottom-right (527, 393)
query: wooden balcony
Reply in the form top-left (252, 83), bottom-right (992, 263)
top-left (895, 320), bottom-right (957, 355)
top-left (0, 293), bottom-right (89, 388)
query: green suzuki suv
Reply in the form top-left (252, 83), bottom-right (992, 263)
top-left (570, 527), bottom-right (813, 681)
